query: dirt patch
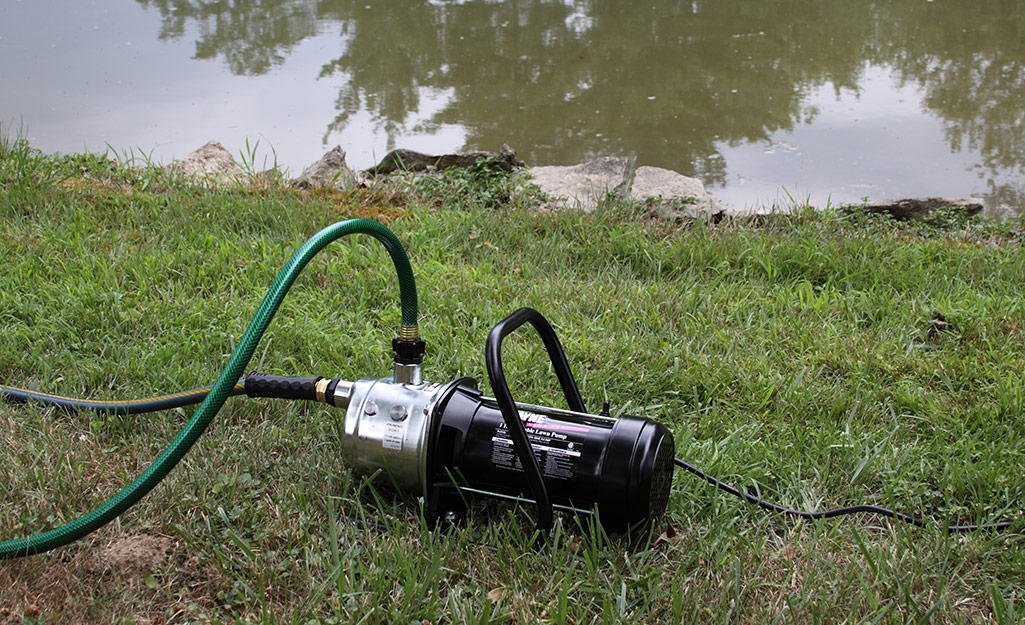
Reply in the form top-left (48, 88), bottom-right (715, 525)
top-left (0, 532), bottom-right (229, 623)
top-left (91, 533), bottom-right (176, 573)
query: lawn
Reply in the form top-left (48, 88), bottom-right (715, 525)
top-left (1, 138), bottom-right (1023, 624)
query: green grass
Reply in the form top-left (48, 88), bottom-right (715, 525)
top-left (1, 143), bottom-right (1024, 624)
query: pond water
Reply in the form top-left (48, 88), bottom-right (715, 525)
top-left (3, 0), bottom-right (1024, 214)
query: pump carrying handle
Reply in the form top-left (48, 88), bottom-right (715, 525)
top-left (485, 307), bottom-right (586, 533)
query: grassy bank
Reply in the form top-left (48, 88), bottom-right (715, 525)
top-left (1, 139), bottom-right (1024, 624)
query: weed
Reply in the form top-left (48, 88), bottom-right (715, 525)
top-left (236, 137), bottom-right (289, 190)
top-left (0, 120), bottom-right (69, 195)
top-left (412, 157), bottom-right (526, 209)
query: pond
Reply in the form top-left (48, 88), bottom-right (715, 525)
top-left (3, 0), bottom-right (1024, 214)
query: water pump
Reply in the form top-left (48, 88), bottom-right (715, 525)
top-left (245, 306), bottom-right (675, 533)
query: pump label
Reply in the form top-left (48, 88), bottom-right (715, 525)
top-left (383, 423), bottom-right (404, 451)
top-left (489, 412), bottom-right (587, 480)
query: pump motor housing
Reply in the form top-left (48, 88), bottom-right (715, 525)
top-left (335, 375), bottom-right (675, 531)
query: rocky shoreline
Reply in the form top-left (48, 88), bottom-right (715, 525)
top-left (169, 141), bottom-right (985, 222)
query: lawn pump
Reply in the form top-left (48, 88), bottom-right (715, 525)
top-left (242, 305), bottom-right (675, 534)
top-left (0, 218), bottom-right (1015, 560)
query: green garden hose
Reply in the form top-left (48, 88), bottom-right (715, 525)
top-left (0, 218), bottom-right (418, 559)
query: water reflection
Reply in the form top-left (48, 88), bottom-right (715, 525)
top-left (140, 0), bottom-right (321, 75)
top-left (136, 0), bottom-right (1025, 210)
top-left (876, 1), bottom-right (1025, 206)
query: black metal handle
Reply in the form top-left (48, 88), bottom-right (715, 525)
top-left (485, 307), bottom-right (586, 533)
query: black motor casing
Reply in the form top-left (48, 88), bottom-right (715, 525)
top-left (425, 383), bottom-right (675, 531)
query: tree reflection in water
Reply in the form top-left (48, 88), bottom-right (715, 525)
top-left (137, 0), bottom-right (1025, 208)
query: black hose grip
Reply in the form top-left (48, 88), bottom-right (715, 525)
top-left (244, 372), bottom-right (320, 401)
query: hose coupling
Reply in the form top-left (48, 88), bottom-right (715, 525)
top-left (391, 334), bottom-right (426, 385)
top-left (245, 372), bottom-right (353, 408)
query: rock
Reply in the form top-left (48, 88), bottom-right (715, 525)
top-left (293, 145), bottom-right (355, 189)
top-left (628, 166), bottom-right (727, 220)
top-left (367, 144), bottom-right (525, 176)
top-left (862, 197), bottom-right (983, 221)
top-left (527, 156), bottom-right (635, 211)
top-left (168, 141), bottom-right (242, 184)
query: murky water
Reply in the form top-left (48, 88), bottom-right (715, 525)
top-left (3, 0), bottom-right (1024, 214)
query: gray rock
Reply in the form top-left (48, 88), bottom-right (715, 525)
top-left (367, 144), bottom-right (525, 176)
top-left (293, 146), bottom-right (354, 189)
top-left (628, 166), bottom-right (727, 219)
top-left (528, 156), bottom-right (635, 211)
top-left (168, 141), bottom-right (241, 183)
top-left (862, 197), bottom-right (984, 221)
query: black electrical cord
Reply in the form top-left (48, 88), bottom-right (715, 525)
top-left (674, 457), bottom-right (1018, 531)
top-left (0, 381), bottom-right (247, 415)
